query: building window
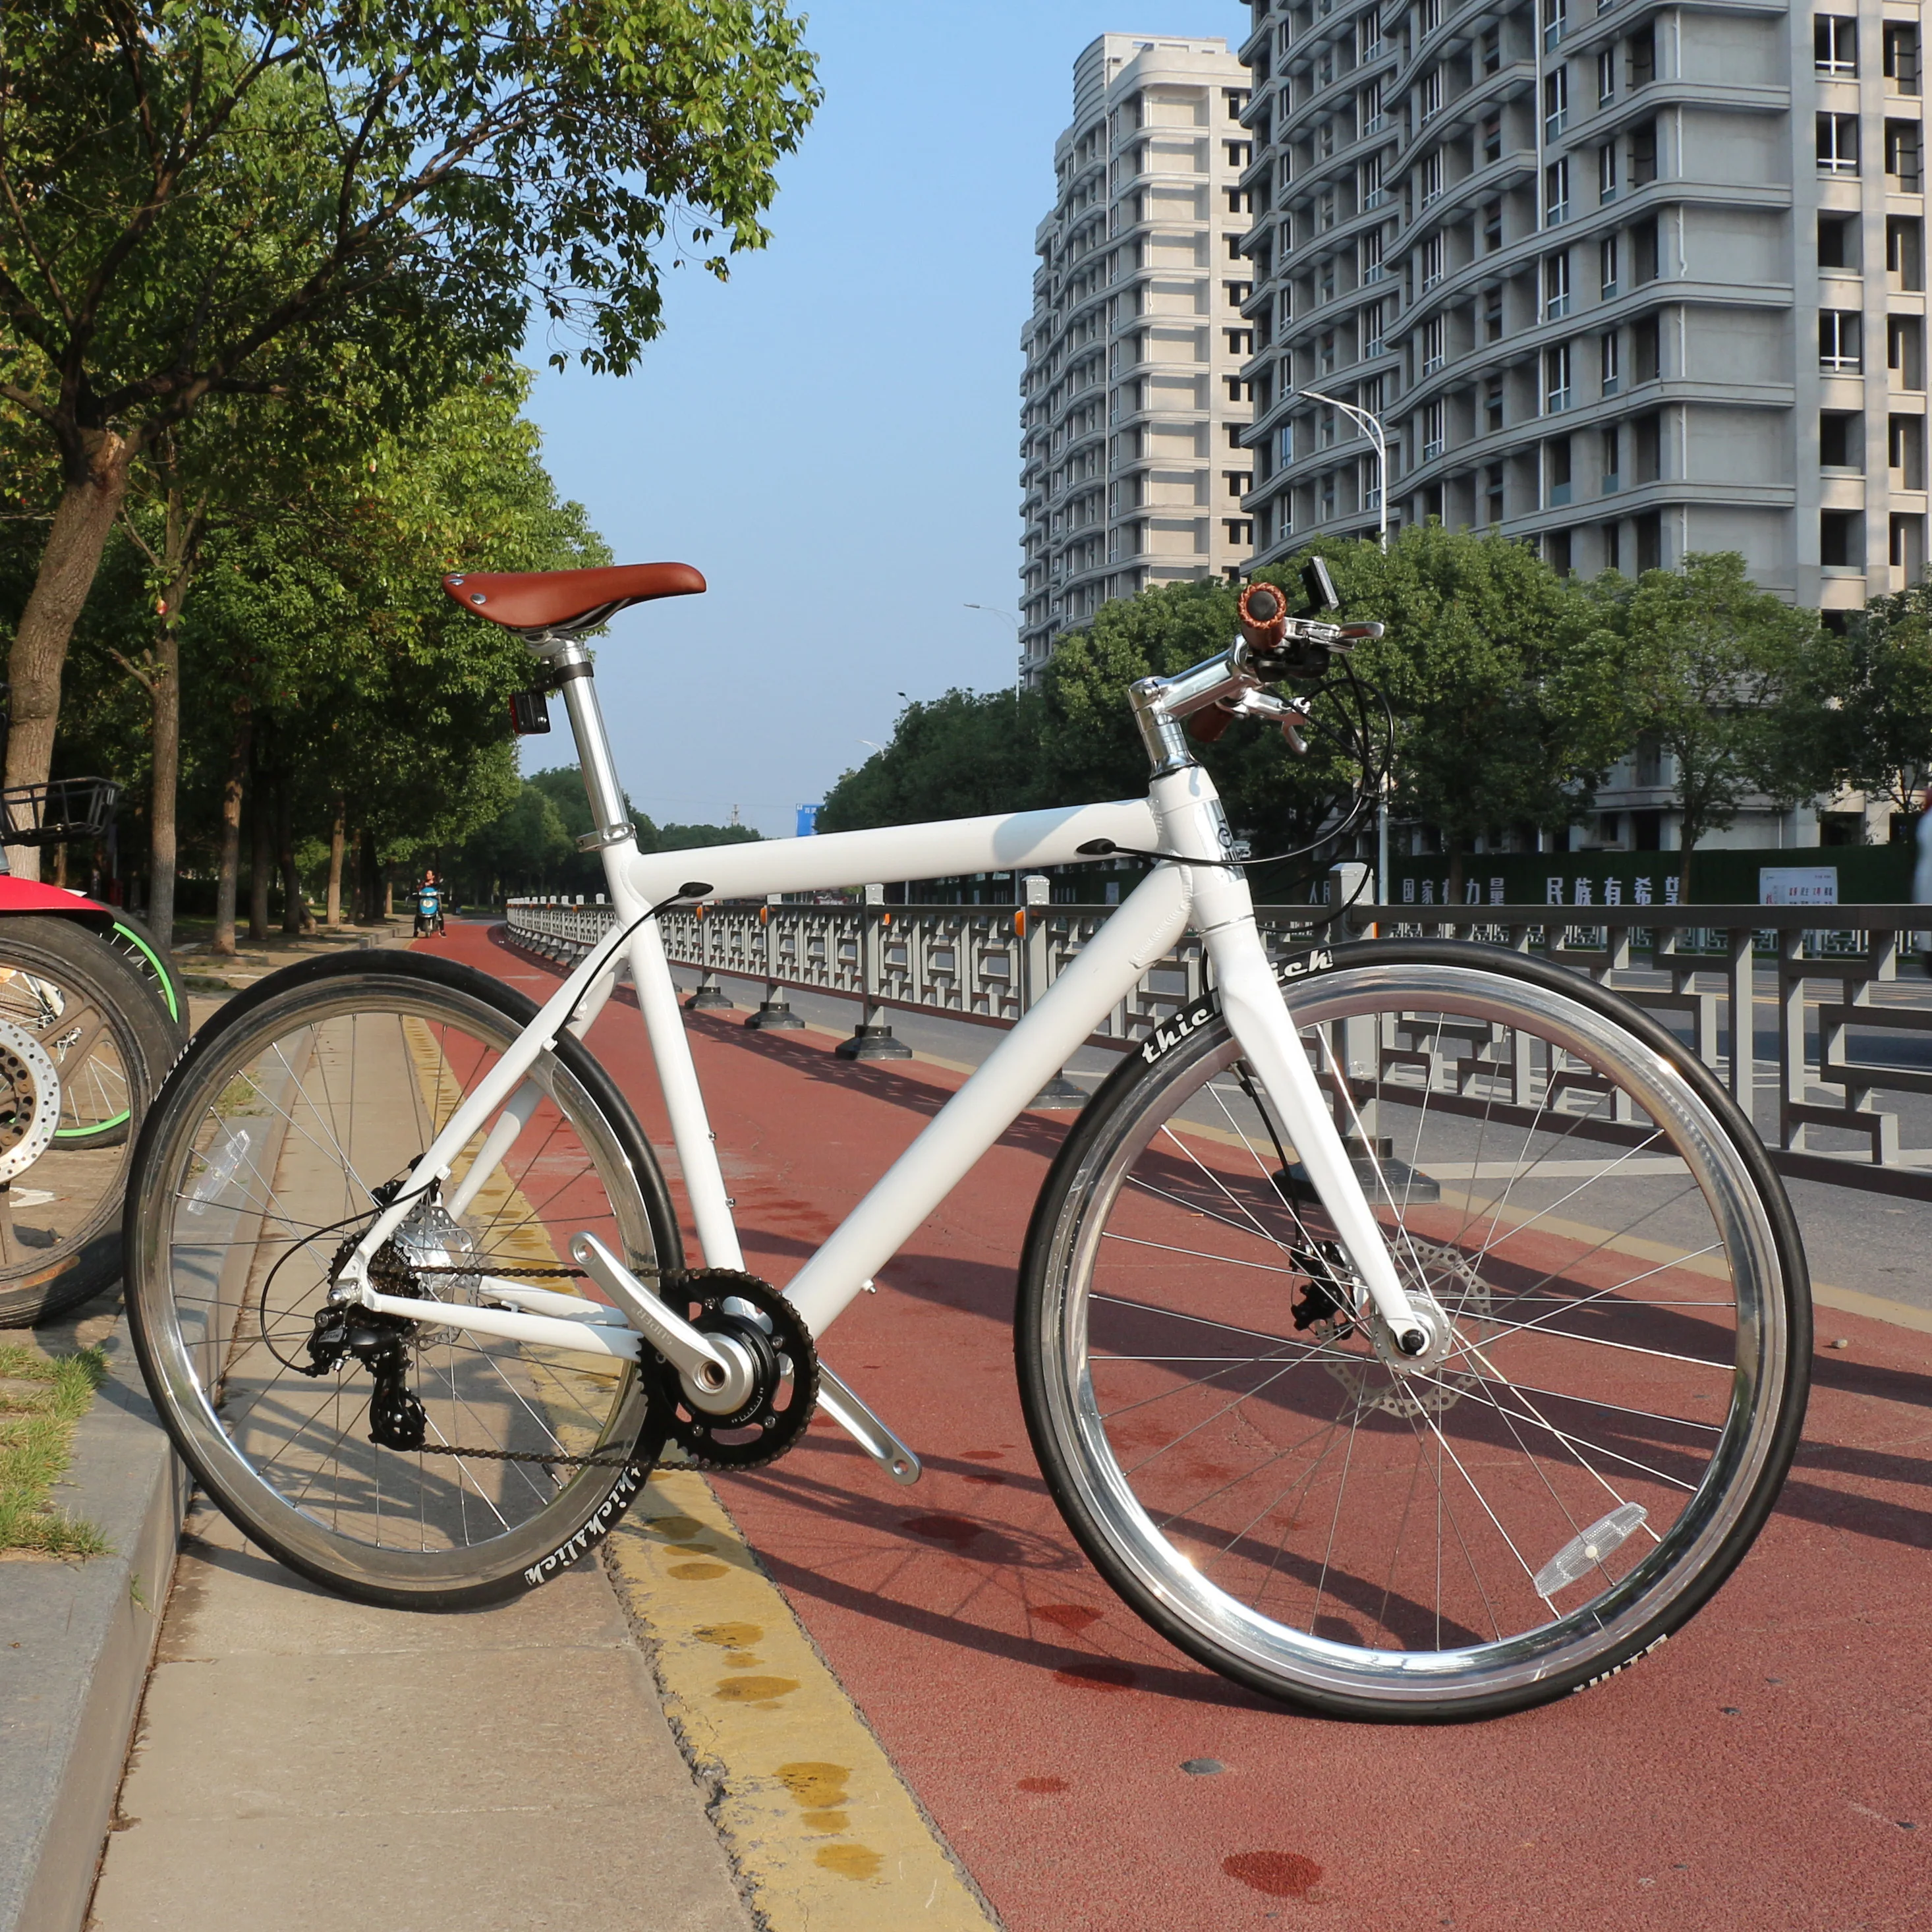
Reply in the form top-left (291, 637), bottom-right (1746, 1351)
top-left (1278, 420), bottom-right (1295, 465)
top-left (1633, 217), bottom-right (1660, 284)
top-left (1634, 412), bottom-right (1662, 483)
top-left (1819, 211), bottom-right (1858, 268)
top-left (1890, 314), bottom-right (1926, 388)
top-left (1820, 509), bottom-right (1860, 569)
top-left (1629, 121), bottom-right (1658, 186)
top-left (1421, 66), bottom-right (1443, 124)
top-left (1892, 412), bottom-right (1928, 486)
top-left (1482, 27), bottom-right (1501, 74)
top-left (1546, 158), bottom-right (1571, 225)
top-left (1635, 509), bottom-right (1662, 570)
top-left (1319, 329), bottom-right (1338, 373)
top-left (1360, 227), bottom-right (1386, 282)
top-left (1486, 462), bottom-right (1505, 523)
top-left (1887, 119), bottom-right (1924, 190)
top-left (1597, 48), bottom-right (1616, 106)
top-left (1482, 115), bottom-right (1503, 165)
top-left (1885, 22), bottom-right (1921, 94)
top-left (1821, 309), bottom-right (1863, 372)
top-left (1818, 113), bottom-right (1860, 175)
top-left (1483, 289), bottom-right (1504, 340)
top-left (1483, 201), bottom-right (1504, 252)
top-left (1601, 423), bottom-right (1622, 491)
top-left (1601, 329), bottom-right (1622, 395)
top-left (1358, 13), bottom-right (1384, 63)
top-left (1629, 24), bottom-right (1657, 88)
top-left (1543, 0), bottom-right (1568, 52)
top-left (1890, 514), bottom-right (1923, 578)
top-left (1485, 377), bottom-right (1504, 432)
top-left (1544, 67), bottom-right (1569, 142)
top-left (1361, 152), bottom-right (1386, 209)
top-left (1545, 343), bottom-right (1574, 412)
top-left (1634, 314), bottom-right (1661, 381)
top-left (1423, 316), bottom-right (1446, 374)
top-left (1422, 233), bottom-right (1445, 289)
top-left (1815, 16), bottom-right (1858, 78)
top-left (1224, 518), bottom-right (1255, 546)
top-left (1423, 400), bottom-right (1445, 461)
top-left (1890, 215), bottom-right (1926, 291)
top-left (1821, 410), bottom-right (1860, 467)
top-left (1598, 142), bottom-right (1618, 206)
top-left (1419, 0), bottom-right (1442, 32)
top-left (1543, 249), bottom-right (1572, 320)
top-left (1319, 472), bottom-right (1337, 519)
top-left (1361, 77), bottom-right (1385, 133)
top-left (1362, 298), bottom-right (1386, 356)
top-left (1600, 233), bottom-right (1620, 297)
top-left (1421, 150), bottom-right (1443, 205)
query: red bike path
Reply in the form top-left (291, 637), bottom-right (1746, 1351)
top-left (443, 921), bottom-right (1931, 1931)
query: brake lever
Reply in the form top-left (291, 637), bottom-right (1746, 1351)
top-left (1187, 687), bottom-right (1310, 754)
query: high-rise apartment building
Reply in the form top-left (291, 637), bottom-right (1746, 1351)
top-left (1019, 35), bottom-right (1259, 685)
top-left (1234, 1), bottom-right (1929, 613)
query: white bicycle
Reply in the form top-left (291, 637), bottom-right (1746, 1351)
top-left (124, 560), bottom-right (1810, 1720)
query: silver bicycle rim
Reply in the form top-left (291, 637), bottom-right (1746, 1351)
top-left (132, 980), bottom-right (656, 1594)
top-left (1037, 960), bottom-right (1791, 1706)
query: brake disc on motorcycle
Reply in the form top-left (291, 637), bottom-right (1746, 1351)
top-left (644, 1269), bottom-right (819, 1471)
top-left (0, 1016), bottom-right (61, 1183)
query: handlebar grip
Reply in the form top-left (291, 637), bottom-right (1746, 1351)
top-left (1238, 582), bottom-right (1288, 651)
top-left (1189, 704), bottom-right (1236, 745)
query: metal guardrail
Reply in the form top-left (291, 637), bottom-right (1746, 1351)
top-left (503, 889), bottom-right (1932, 1201)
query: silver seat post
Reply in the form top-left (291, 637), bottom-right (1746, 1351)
top-left (539, 639), bottom-right (633, 851)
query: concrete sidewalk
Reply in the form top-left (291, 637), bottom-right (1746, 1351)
top-left (88, 1497), bottom-right (755, 1932)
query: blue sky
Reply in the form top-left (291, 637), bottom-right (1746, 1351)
top-left (523, 0), bottom-right (1245, 835)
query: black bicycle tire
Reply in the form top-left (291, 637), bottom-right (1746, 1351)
top-left (123, 948), bottom-right (684, 1609)
top-left (1015, 936), bottom-right (1811, 1720)
top-left (0, 915), bottom-right (180, 1326)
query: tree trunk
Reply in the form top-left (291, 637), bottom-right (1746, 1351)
top-left (1446, 841), bottom-right (1465, 905)
top-left (325, 797), bottom-right (345, 928)
top-left (144, 482), bottom-right (204, 954)
top-left (356, 827), bottom-right (382, 926)
top-left (213, 698), bottom-right (250, 956)
top-left (247, 737), bottom-right (271, 942)
top-left (276, 777), bottom-right (303, 933)
top-left (3, 431), bottom-right (134, 880)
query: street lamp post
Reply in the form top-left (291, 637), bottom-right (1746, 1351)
top-left (965, 604), bottom-right (1024, 696)
top-left (1292, 386), bottom-right (1392, 907)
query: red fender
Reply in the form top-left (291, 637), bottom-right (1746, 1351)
top-left (0, 876), bottom-right (112, 918)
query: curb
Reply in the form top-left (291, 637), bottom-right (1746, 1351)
top-left (0, 1315), bottom-right (185, 1932)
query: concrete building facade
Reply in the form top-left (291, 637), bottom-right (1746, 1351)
top-left (1233, 0), bottom-right (1927, 852)
top-left (1019, 34), bottom-right (1259, 685)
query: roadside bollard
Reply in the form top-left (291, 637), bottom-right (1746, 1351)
top-left (685, 901), bottom-right (734, 1011)
top-left (747, 897), bottom-right (804, 1030)
top-left (1020, 875), bottom-right (1086, 1110)
top-left (836, 885), bottom-right (912, 1062)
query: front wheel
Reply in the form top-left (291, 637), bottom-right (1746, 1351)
top-left (1017, 941), bottom-right (1810, 1720)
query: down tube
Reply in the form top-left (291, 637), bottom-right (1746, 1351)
top-left (780, 865), bottom-right (1193, 1340)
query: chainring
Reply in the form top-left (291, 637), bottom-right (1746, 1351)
top-left (644, 1269), bottom-right (819, 1471)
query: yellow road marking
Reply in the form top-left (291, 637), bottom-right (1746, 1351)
top-left (605, 1471), bottom-right (999, 1930)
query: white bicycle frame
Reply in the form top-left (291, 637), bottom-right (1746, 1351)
top-left (335, 629), bottom-right (1426, 1479)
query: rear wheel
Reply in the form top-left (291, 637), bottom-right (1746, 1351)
top-left (1017, 942), bottom-right (1810, 1719)
top-left (124, 951), bottom-right (681, 1608)
top-left (0, 915), bottom-right (180, 1326)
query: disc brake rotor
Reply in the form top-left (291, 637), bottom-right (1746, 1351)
top-left (0, 1017), bottom-right (61, 1183)
top-left (1307, 1238), bottom-right (1496, 1419)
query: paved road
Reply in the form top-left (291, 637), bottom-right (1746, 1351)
top-left (457, 919), bottom-right (1932, 1931)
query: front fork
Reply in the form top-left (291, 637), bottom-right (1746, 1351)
top-left (1155, 774), bottom-right (1431, 1357)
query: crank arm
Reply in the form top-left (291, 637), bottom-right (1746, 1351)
top-left (816, 1367), bottom-right (921, 1485)
top-left (569, 1232), bottom-right (733, 1384)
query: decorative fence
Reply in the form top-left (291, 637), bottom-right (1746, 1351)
top-left (504, 889), bottom-right (1932, 1201)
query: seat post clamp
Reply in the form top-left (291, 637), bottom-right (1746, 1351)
top-left (577, 823), bottom-right (635, 854)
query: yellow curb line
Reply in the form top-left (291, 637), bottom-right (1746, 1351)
top-left (604, 1469), bottom-right (1000, 1931)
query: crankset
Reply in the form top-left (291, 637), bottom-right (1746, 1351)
top-left (643, 1269), bottom-right (819, 1471)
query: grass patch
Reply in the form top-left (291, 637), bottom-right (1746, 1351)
top-left (0, 1341), bottom-right (110, 1558)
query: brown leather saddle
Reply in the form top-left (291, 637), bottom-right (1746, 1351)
top-left (442, 562), bottom-right (704, 633)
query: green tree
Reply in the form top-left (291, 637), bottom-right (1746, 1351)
top-left (1610, 552), bottom-right (1817, 891)
top-left (1776, 582), bottom-right (1932, 821)
top-left (818, 689), bottom-right (1046, 830)
top-left (0, 0), bottom-right (820, 869)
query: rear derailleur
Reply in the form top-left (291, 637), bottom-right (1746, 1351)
top-left (299, 1237), bottom-right (432, 1452)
